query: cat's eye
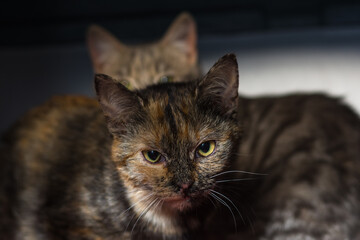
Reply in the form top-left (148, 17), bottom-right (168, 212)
top-left (159, 75), bottom-right (174, 83)
top-left (196, 141), bottom-right (216, 157)
top-left (142, 150), bottom-right (162, 163)
top-left (114, 73), bottom-right (132, 90)
top-left (120, 79), bottom-right (132, 90)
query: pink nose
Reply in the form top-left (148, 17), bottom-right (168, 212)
top-left (179, 181), bottom-right (194, 197)
top-left (181, 183), bottom-right (190, 190)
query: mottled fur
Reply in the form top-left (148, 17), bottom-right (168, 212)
top-left (87, 12), bottom-right (200, 89)
top-left (213, 94), bottom-right (360, 240)
top-left (1, 55), bottom-right (360, 240)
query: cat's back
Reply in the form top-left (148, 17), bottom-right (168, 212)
top-left (239, 93), bottom-right (360, 174)
top-left (0, 95), bottom-right (111, 239)
top-left (10, 95), bottom-right (101, 136)
top-left (2, 95), bottom-right (106, 167)
top-left (241, 93), bottom-right (360, 155)
top-left (236, 93), bottom-right (360, 239)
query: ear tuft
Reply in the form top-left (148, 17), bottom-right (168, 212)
top-left (198, 54), bottom-right (239, 116)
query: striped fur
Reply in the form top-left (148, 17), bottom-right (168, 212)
top-left (1, 54), bottom-right (360, 239)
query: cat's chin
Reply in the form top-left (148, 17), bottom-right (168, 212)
top-left (162, 192), bottom-right (208, 212)
top-left (162, 196), bottom-right (193, 212)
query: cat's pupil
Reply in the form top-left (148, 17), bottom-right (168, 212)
top-left (148, 150), bottom-right (159, 160)
top-left (199, 142), bottom-right (210, 153)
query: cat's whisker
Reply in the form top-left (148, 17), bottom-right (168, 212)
top-left (130, 198), bottom-right (159, 237)
top-left (217, 186), bottom-right (257, 232)
top-left (207, 195), bottom-right (217, 208)
top-left (120, 192), bottom-right (154, 217)
top-left (210, 190), bottom-right (245, 225)
top-left (152, 199), bottom-right (163, 214)
top-left (142, 199), bottom-right (163, 233)
top-left (216, 178), bottom-right (259, 183)
top-left (248, 207), bottom-right (256, 234)
top-left (211, 170), bottom-right (267, 179)
top-left (209, 192), bottom-right (237, 231)
top-left (125, 194), bottom-right (155, 232)
top-left (217, 186), bottom-right (242, 199)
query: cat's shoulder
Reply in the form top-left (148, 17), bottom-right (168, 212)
top-left (242, 93), bottom-right (358, 120)
top-left (2, 95), bottom-right (102, 145)
top-left (34, 95), bottom-right (99, 112)
top-left (20, 95), bottom-right (99, 122)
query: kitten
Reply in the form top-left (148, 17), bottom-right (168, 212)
top-left (0, 55), bottom-right (240, 239)
top-left (87, 12), bottom-right (200, 89)
top-left (1, 54), bottom-right (360, 240)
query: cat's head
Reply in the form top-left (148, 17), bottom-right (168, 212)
top-left (88, 12), bottom-right (200, 90)
top-left (95, 54), bottom-right (240, 235)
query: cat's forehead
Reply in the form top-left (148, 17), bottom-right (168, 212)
top-left (111, 46), bottom-right (176, 88)
top-left (136, 83), bottom-right (203, 143)
top-left (140, 83), bottom-right (195, 108)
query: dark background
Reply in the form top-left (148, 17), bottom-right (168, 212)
top-left (1, 0), bottom-right (360, 46)
top-left (1, 0), bottom-right (360, 134)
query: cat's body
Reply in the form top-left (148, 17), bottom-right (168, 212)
top-left (222, 94), bottom-right (360, 239)
top-left (1, 55), bottom-right (360, 240)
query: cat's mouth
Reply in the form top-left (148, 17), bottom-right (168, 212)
top-left (161, 191), bottom-right (209, 212)
top-left (162, 196), bottom-right (192, 211)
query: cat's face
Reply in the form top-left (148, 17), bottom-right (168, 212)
top-left (87, 12), bottom-right (200, 89)
top-left (95, 54), bottom-right (239, 235)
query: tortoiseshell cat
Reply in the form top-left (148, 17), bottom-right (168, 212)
top-left (87, 12), bottom-right (200, 89)
top-left (1, 54), bottom-right (360, 240)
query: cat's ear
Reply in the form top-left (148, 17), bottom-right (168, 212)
top-left (198, 54), bottom-right (239, 116)
top-left (87, 25), bottom-right (127, 73)
top-left (161, 12), bottom-right (197, 65)
top-left (94, 74), bottom-right (143, 134)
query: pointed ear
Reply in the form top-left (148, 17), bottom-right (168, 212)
top-left (94, 74), bottom-right (143, 134)
top-left (198, 54), bottom-right (239, 117)
top-left (161, 12), bottom-right (197, 65)
top-left (87, 25), bottom-right (127, 73)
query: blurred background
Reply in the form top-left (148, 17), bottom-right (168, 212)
top-left (1, 0), bottom-right (360, 134)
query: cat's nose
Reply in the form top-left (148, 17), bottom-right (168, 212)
top-left (179, 181), bottom-right (194, 197)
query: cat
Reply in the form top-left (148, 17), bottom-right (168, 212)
top-left (1, 54), bottom-right (360, 240)
top-left (0, 54), bottom-right (240, 240)
top-left (86, 12), bottom-right (200, 89)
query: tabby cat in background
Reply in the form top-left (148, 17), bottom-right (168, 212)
top-left (87, 12), bottom-right (200, 89)
top-left (1, 54), bottom-right (359, 239)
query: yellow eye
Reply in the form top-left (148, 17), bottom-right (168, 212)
top-left (159, 75), bottom-right (174, 83)
top-left (196, 141), bottom-right (216, 157)
top-left (143, 150), bottom-right (162, 163)
top-left (114, 72), bottom-right (132, 90)
top-left (121, 80), bottom-right (132, 90)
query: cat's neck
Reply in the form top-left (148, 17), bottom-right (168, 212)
top-left (126, 189), bottom-right (184, 237)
